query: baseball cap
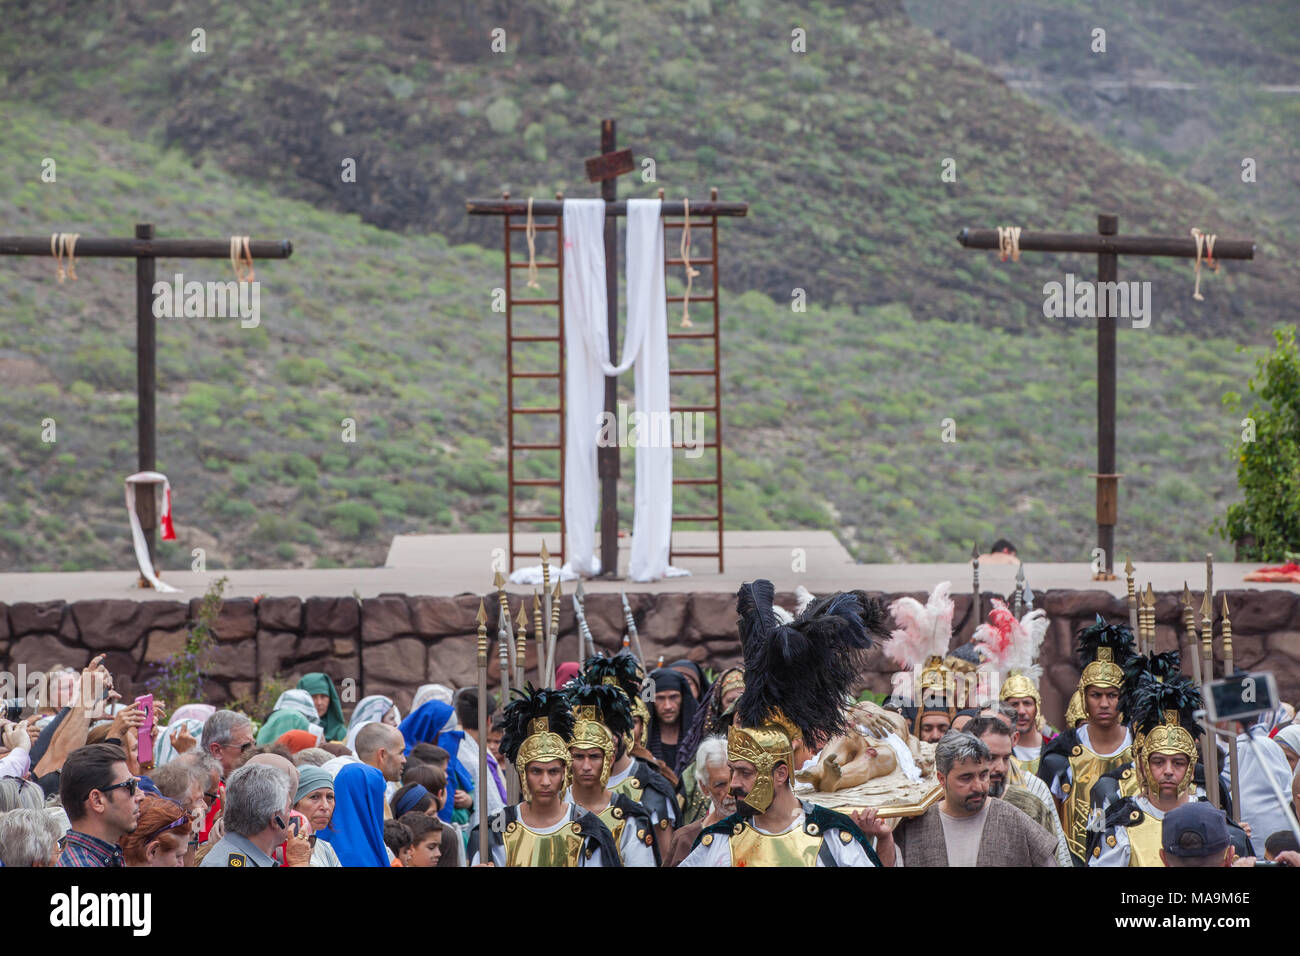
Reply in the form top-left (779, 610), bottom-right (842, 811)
top-left (1162, 803), bottom-right (1230, 858)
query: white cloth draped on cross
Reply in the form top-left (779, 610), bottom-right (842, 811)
top-left (559, 198), bottom-right (680, 582)
top-left (124, 471), bottom-right (178, 592)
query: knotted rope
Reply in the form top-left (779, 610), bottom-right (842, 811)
top-left (49, 232), bottom-right (80, 282)
top-left (997, 226), bottom-right (1021, 263)
top-left (1190, 228), bottom-right (1219, 301)
top-left (230, 236), bottom-right (254, 283)
top-left (525, 197), bottom-right (542, 290)
top-left (679, 197), bottom-right (701, 327)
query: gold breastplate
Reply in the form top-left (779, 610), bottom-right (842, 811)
top-left (597, 804), bottom-right (627, 849)
top-left (1126, 812), bottom-right (1165, 868)
top-left (727, 819), bottom-right (823, 867)
top-left (1062, 741), bottom-right (1132, 861)
top-left (611, 775), bottom-right (644, 805)
top-left (502, 818), bottom-right (586, 867)
top-left (1011, 752), bottom-right (1041, 777)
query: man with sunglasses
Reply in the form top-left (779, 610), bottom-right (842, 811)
top-left (57, 743), bottom-right (144, 867)
top-left (198, 710), bottom-right (255, 843)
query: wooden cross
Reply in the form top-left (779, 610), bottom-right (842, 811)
top-left (467, 119), bottom-right (746, 578)
top-left (958, 215), bottom-right (1253, 577)
top-left (0, 225), bottom-right (293, 579)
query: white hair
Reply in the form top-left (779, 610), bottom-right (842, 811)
top-left (0, 808), bottom-right (62, 867)
top-left (222, 764), bottom-right (290, 836)
top-left (694, 734), bottom-right (729, 783)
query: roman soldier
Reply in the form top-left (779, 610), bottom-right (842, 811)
top-left (1038, 617), bottom-right (1139, 865)
top-left (563, 679), bottom-right (658, 866)
top-left (1087, 671), bottom-right (1203, 867)
top-left (681, 582), bottom-right (889, 867)
top-left (469, 686), bottom-right (620, 867)
top-left (884, 582), bottom-right (961, 742)
top-left (973, 598), bottom-right (1057, 774)
top-left (581, 653), bottom-right (680, 857)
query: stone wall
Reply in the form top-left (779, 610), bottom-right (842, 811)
top-left (2, 588), bottom-right (1297, 725)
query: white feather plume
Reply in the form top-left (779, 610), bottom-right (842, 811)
top-left (884, 581), bottom-right (954, 671)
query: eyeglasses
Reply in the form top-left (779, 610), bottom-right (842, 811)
top-left (221, 740), bottom-right (254, 753)
top-left (99, 777), bottom-right (139, 798)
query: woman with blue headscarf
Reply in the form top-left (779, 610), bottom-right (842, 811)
top-left (316, 763), bottom-right (389, 867)
top-left (399, 699), bottom-right (473, 825)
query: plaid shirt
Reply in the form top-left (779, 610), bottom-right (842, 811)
top-left (56, 830), bottom-right (126, 868)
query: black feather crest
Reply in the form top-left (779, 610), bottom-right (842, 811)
top-left (1074, 615), bottom-right (1138, 670)
top-left (500, 684), bottom-right (576, 764)
top-left (1121, 649), bottom-right (1181, 716)
top-left (581, 652), bottom-right (644, 699)
top-left (1129, 671), bottom-right (1203, 741)
top-left (735, 580), bottom-right (873, 749)
top-left (565, 679), bottom-right (635, 740)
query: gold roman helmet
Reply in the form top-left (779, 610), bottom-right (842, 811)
top-left (1064, 689), bottom-right (1087, 728)
top-left (1073, 617), bottom-right (1136, 700)
top-left (727, 709), bottom-right (801, 814)
top-left (973, 599), bottom-right (1050, 730)
top-left (915, 655), bottom-right (958, 736)
top-left (999, 674), bottom-right (1045, 730)
top-left (1129, 672), bottom-right (1202, 796)
top-left (500, 687), bottom-right (576, 802)
top-left (581, 653), bottom-right (649, 752)
top-left (565, 681), bottom-right (635, 788)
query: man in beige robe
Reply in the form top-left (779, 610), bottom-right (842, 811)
top-left (875, 731), bottom-right (1058, 867)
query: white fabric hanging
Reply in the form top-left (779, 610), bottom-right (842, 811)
top-left (124, 471), bottom-right (179, 592)
top-left (625, 199), bottom-right (672, 581)
top-left (560, 198), bottom-right (678, 581)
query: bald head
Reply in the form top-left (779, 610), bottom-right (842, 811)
top-left (355, 723), bottom-right (407, 782)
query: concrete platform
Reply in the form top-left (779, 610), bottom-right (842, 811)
top-left (0, 531), bottom-right (1295, 602)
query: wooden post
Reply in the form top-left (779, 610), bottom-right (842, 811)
top-left (598, 120), bottom-right (620, 578)
top-left (475, 600), bottom-right (491, 863)
top-left (134, 223), bottom-right (157, 578)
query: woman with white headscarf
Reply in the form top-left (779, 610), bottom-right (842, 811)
top-left (411, 684), bottom-right (454, 712)
top-left (344, 695), bottom-right (401, 753)
top-left (1275, 724), bottom-right (1300, 773)
top-left (257, 689), bottom-right (324, 745)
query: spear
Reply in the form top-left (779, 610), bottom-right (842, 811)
top-left (497, 597), bottom-right (511, 708)
top-left (621, 591), bottom-right (646, 663)
top-left (550, 579), bottom-right (562, 668)
top-left (1181, 583), bottom-right (1202, 684)
top-left (1200, 591), bottom-right (1220, 808)
top-left (494, 571), bottom-right (515, 675)
top-left (475, 599), bottom-right (490, 864)
top-left (509, 603), bottom-right (529, 804)
top-left (1012, 563), bottom-right (1025, 620)
top-left (541, 541), bottom-right (554, 688)
top-left (1222, 594), bottom-right (1241, 819)
top-left (1125, 557), bottom-right (1138, 650)
top-left (514, 598), bottom-right (527, 692)
top-left (574, 579), bottom-right (596, 659)
top-left (533, 590), bottom-right (545, 687)
top-left (970, 542), bottom-right (981, 637)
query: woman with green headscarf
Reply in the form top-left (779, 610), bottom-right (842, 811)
top-left (298, 672), bottom-right (347, 742)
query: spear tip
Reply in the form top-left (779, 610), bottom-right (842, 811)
top-left (516, 604), bottom-right (529, 628)
top-left (1124, 556), bottom-right (1134, 576)
top-left (493, 570), bottom-right (505, 589)
top-left (476, 598), bottom-right (487, 625)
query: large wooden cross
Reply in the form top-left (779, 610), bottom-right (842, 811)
top-left (468, 119), bottom-right (746, 578)
top-left (0, 225), bottom-right (293, 578)
top-left (958, 215), bottom-right (1254, 577)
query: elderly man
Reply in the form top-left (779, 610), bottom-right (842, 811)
top-left (665, 735), bottom-right (733, 866)
top-left (882, 732), bottom-right (1058, 867)
top-left (198, 710), bottom-right (254, 842)
top-left (200, 763), bottom-right (312, 867)
top-left (57, 743), bottom-right (144, 867)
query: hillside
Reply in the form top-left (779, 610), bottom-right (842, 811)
top-left (0, 0), bottom-right (1294, 337)
top-left (0, 102), bottom-right (1262, 573)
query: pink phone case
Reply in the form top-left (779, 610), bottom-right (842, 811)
top-left (135, 694), bottom-right (154, 765)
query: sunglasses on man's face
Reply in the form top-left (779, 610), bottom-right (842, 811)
top-left (99, 777), bottom-right (139, 798)
top-left (221, 740), bottom-right (254, 753)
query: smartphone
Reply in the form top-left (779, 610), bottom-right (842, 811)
top-left (135, 694), bottom-right (155, 766)
top-left (1203, 671), bottom-right (1278, 724)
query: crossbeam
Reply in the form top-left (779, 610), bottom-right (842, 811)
top-left (0, 224), bottom-right (292, 582)
top-left (957, 229), bottom-right (1253, 260)
top-left (957, 214), bottom-right (1255, 578)
top-left (466, 199), bottom-right (747, 218)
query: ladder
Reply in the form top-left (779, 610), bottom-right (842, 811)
top-left (662, 188), bottom-right (724, 573)
top-left (503, 192), bottom-right (565, 571)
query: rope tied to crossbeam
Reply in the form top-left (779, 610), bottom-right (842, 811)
top-left (49, 232), bottom-right (81, 282)
top-left (679, 197), bottom-right (701, 327)
top-left (997, 226), bottom-right (1022, 263)
top-left (230, 236), bottom-right (255, 283)
top-left (524, 197), bottom-right (542, 290)
top-left (1190, 228), bottom-right (1219, 301)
